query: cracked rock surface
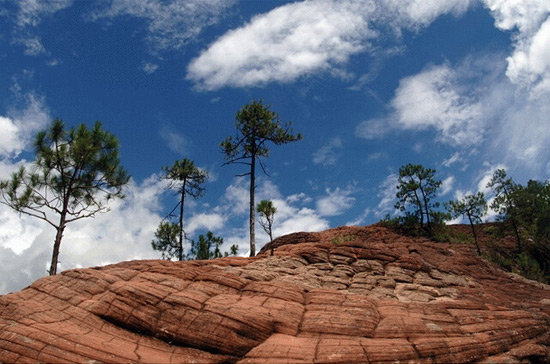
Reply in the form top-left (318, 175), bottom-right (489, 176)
top-left (1, 225), bottom-right (550, 363)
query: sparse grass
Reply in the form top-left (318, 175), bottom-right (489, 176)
top-left (331, 234), bottom-right (356, 245)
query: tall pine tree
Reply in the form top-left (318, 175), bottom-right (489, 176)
top-left (221, 100), bottom-right (301, 256)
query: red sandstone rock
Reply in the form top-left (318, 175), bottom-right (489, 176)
top-left (1, 224), bottom-right (550, 363)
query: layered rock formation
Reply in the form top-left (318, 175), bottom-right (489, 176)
top-left (1, 225), bottom-right (550, 363)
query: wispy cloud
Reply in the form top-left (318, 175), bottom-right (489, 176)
top-left (0, 91), bottom-right (50, 158)
top-left (316, 186), bottom-right (356, 217)
top-left (376, 173), bottom-right (398, 218)
top-left (142, 62), bottom-right (159, 74)
top-left (186, 0), bottom-right (477, 90)
top-left (5, 0), bottom-right (73, 56)
top-left (159, 125), bottom-right (190, 156)
top-left (90, 0), bottom-right (238, 55)
top-left (187, 0), bottom-right (376, 90)
top-left (440, 176), bottom-right (455, 196)
top-left (312, 137), bottom-right (343, 166)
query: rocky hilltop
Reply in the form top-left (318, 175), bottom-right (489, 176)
top-left (1, 225), bottom-right (550, 363)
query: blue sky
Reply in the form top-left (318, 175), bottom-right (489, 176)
top-left (0, 0), bottom-right (549, 293)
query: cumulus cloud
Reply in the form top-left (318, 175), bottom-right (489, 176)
top-left (196, 178), bottom-right (328, 255)
top-left (0, 175), bottom-right (166, 294)
top-left (483, 0), bottom-right (550, 96)
top-left (90, 0), bottom-right (237, 55)
top-left (355, 59), bottom-right (498, 147)
top-left (390, 63), bottom-right (485, 146)
top-left (316, 186), bottom-right (356, 217)
top-left (185, 213), bottom-right (225, 236)
top-left (312, 137), bottom-right (343, 166)
top-left (0, 92), bottom-right (50, 158)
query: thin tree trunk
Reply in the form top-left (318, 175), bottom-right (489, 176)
top-left (503, 188), bottom-right (521, 251)
top-left (413, 189), bottom-right (424, 230)
top-left (49, 215), bottom-right (66, 276)
top-left (178, 180), bottom-right (186, 261)
top-left (511, 218), bottom-right (521, 251)
top-left (249, 157), bottom-right (256, 257)
top-left (419, 184), bottom-right (431, 231)
top-left (468, 212), bottom-right (481, 256)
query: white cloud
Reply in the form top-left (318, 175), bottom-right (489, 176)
top-left (377, 0), bottom-right (474, 31)
top-left (210, 178), bottom-right (328, 255)
top-left (440, 176), bottom-right (455, 196)
top-left (273, 205), bottom-right (329, 239)
top-left (483, 0), bottom-right (550, 96)
top-left (187, 0), bottom-right (376, 90)
top-left (316, 186), bottom-right (356, 217)
top-left (312, 137), bottom-right (343, 166)
top-left (142, 62), bottom-right (159, 74)
top-left (443, 152), bottom-right (462, 167)
top-left (17, 35), bottom-right (47, 56)
top-left (14, 0), bottom-right (73, 27)
top-left (90, 0), bottom-right (237, 54)
top-left (185, 213), bottom-right (225, 236)
top-left (186, 0), bottom-right (479, 90)
top-left (0, 92), bottom-right (50, 158)
top-left (221, 177), bottom-right (250, 216)
top-left (391, 63), bottom-right (484, 146)
top-left (0, 116), bottom-right (22, 157)
top-left (7, 0), bottom-right (73, 56)
top-left (376, 173), bottom-right (398, 218)
top-left (159, 125), bottom-right (190, 155)
top-left (506, 17), bottom-right (550, 96)
top-left (0, 175), bottom-right (166, 294)
top-left (355, 56), bottom-right (507, 147)
top-left (346, 208), bottom-right (372, 226)
top-left (476, 163), bottom-right (507, 196)
top-left (355, 118), bottom-right (391, 140)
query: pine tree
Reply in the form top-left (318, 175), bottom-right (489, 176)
top-left (221, 100), bottom-right (301, 256)
top-left (257, 200), bottom-right (276, 242)
top-left (395, 163), bottom-right (442, 232)
top-left (152, 158), bottom-right (207, 260)
top-left (446, 192), bottom-right (487, 255)
top-left (0, 119), bottom-right (129, 275)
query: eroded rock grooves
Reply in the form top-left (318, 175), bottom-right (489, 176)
top-left (1, 225), bottom-right (550, 363)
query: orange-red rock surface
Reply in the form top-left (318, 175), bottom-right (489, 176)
top-left (1, 225), bottom-right (550, 363)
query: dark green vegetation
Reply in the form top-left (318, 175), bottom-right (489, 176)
top-left (0, 119), bottom-right (129, 275)
top-left (385, 164), bottom-right (550, 284)
top-left (191, 231), bottom-right (238, 260)
top-left (445, 192), bottom-right (487, 256)
top-left (221, 100), bottom-right (302, 257)
top-left (394, 163), bottom-right (445, 233)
